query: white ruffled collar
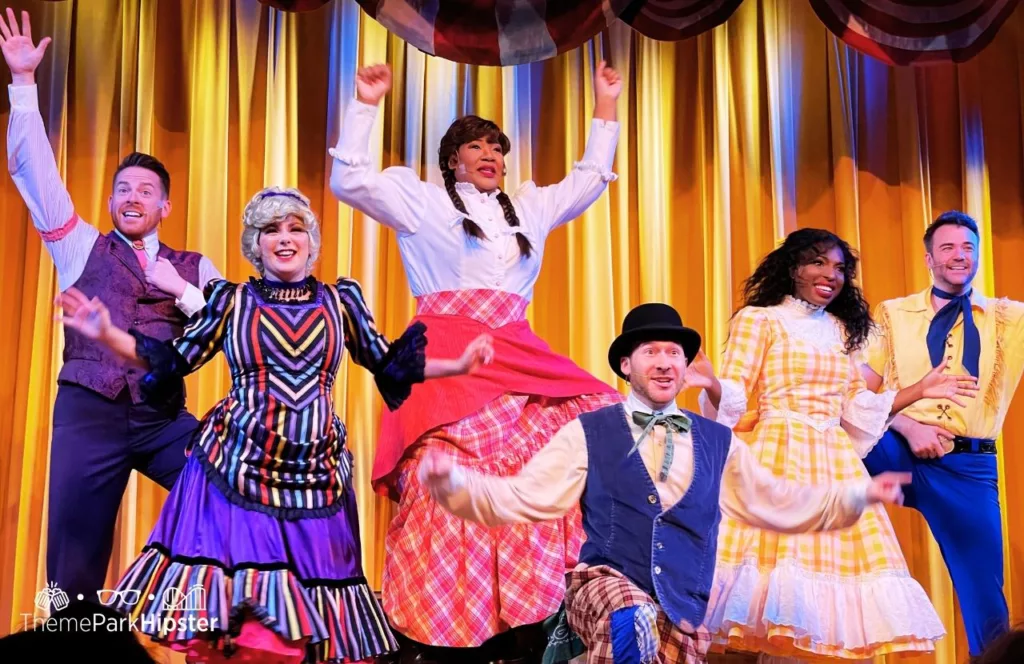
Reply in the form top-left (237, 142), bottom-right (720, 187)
top-left (781, 294), bottom-right (826, 317)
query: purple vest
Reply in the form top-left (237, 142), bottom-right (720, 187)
top-left (59, 232), bottom-right (203, 403)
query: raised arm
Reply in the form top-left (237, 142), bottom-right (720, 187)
top-left (418, 419), bottom-right (589, 528)
top-left (698, 308), bottom-right (770, 428)
top-left (514, 61), bottom-right (622, 235)
top-left (2, 10), bottom-right (98, 292)
top-left (328, 64), bottom-right (436, 235)
top-left (719, 435), bottom-right (909, 533)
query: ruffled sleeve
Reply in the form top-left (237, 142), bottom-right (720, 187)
top-left (373, 321), bottom-right (427, 411)
top-left (698, 307), bottom-right (772, 428)
top-left (513, 119), bottom-right (620, 236)
top-left (698, 378), bottom-right (749, 429)
top-left (129, 279), bottom-right (237, 404)
top-left (841, 348), bottom-right (897, 457)
top-left (334, 278), bottom-right (426, 411)
top-left (864, 303), bottom-right (895, 384)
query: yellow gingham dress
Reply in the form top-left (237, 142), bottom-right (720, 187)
top-left (701, 297), bottom-right (945, 660)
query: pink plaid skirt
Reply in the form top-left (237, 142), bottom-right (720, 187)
top-left (566, 565), bottom-right (713, 664)
top-left (371, 289), bottom-right (621, 498)
top-left (377, 290), bottom-right (622, 647)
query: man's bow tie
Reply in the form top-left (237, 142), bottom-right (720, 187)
top-left (629, 411), bottom-right (691, 482)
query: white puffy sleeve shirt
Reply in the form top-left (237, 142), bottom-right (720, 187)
top-left (329, 99), bottom-right (619, 300)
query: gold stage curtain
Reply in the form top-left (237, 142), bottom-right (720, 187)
top-left (2, 1), bottom-right (1024, 663)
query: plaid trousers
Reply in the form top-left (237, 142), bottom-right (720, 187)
top-left (564, 565), bottom-right (713, 663)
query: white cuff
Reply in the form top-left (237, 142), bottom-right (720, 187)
top-left (176, 282), bottom-right (206, 318)
top-left (9, 83), bottom-right (39, 111)
top-left (699, 378), bottom-right (747, 428)
top-left (580, 118), bottom-right (620, 176)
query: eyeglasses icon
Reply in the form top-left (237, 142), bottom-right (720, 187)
top-left (96, 589), bottom-right (141, 607)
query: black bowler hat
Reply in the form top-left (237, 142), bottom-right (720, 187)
top-left (608, 303), bottom-right (702, 380)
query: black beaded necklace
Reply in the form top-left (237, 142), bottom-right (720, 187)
top-left (249, 275), bottom-right (317, 303)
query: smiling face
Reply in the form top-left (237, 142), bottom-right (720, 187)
top-left (258, 215), bottom-right (310, 283)
top-left (439, 116), bottom-right (511, 195)
top-left (793, 244), bottom-right (846, 307)
top-left (620, 340), bottom-right (688, 411)
top-left (449, 136), bottom-right (505, 193)
top-left (107, 166), bottom-right (170, 240)
top-left (926, 223), bottom-right (979, 294)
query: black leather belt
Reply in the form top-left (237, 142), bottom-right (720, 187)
top-left (948, 436), bottom-right (997, 454)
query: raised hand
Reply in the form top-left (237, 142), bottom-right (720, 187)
top-left (594, 60), bottom-right (622, 100)
top-left (917, 358), bottom-right (979, 407)
top-left (356, 64), bottom-right (392, 106)
top-left (683, 349), bottom-right (717, 390)
top-left (0, 8), bottom-right (50, 84)
top-left (865, 471), bottom-right (912, 506)
top-left (55, 287), bottom-right (111, 341)
top-left (459, 334), bottom-right (494, 375)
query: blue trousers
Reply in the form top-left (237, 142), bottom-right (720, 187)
top-left (863, 430), bottom-right (1009, 656)
top-left (47, 383), bottom-right (197, 604)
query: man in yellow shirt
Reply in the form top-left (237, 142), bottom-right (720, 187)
top-left (861, 210), bottom-right (1024, 657)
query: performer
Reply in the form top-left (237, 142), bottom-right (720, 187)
top-left (329, 61), bottom-right (625, 655)
top-left (1, 11), bottom-right (221, 604)
top-left (419, 301), bottom-right (917, 664)
top-left (57, 186), bottom-right (495, 663)
top-left (696, 228), bottom-right (977, 660)
top-left (860, 211), bottom-right (1024, 657)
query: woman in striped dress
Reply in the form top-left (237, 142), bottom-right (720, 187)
top-left (696, 228), bottom-right (976, 661)
top-left (329, 63), bottom-right (624, 659)
top-left (56, 186), bottom-right (493, 664)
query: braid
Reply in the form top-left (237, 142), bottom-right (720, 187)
top-left (442, 167), bottom-right (486, 241)
top-left (438, 114), bottom-right (532, 260)
top-left (496, 191), bottom-right (532, 258)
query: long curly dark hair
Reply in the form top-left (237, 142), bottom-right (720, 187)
top-left (438, 115), bottom-right (532, 258)
top-left (740, 228), bottom-right (873, 353)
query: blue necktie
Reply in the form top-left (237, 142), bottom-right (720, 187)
top-left (927, 286), bottom-right (979, 378)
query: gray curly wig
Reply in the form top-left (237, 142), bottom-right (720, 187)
top-left (241, 185), bottom-right (322, 276)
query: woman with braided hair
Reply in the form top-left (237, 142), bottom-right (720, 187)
top-left (329, 62), bottom-right (623, 659)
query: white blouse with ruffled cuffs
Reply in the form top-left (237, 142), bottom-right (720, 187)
top-left (699, 295), bottom-right (897, 457)
top-left (328, 99), bottom-right (619, 302)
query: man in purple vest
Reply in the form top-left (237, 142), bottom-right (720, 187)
top-left (2, 12), bottom-right (221, 605)
top-left (419, 302), bottom-right (913, 663)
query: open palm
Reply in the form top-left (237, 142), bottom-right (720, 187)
top-left (56, 287), bottom-right (110, 340)
top-left (0, 9), bottom-right (50, 76)
top-left (918, 358), bottom-right (979, 407)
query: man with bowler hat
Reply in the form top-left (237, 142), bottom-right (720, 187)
top-left (418, 302), bottom-right (913, 663)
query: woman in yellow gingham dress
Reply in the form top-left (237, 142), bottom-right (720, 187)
top-left (698, 229), bottom-right (973, 661)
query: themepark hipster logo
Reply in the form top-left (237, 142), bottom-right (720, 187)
top-left (24, 581), bottom-right (219, 634)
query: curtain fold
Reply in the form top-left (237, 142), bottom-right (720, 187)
top-left (2, 2), bottom-right (1024, 663)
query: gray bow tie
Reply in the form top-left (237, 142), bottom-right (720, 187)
top-left (629, 411), bottom-right (691, 482)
